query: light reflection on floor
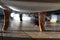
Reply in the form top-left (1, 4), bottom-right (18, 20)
top-left (9, 14), bottom-right (39, 31)
top-left (22, 14), bottom-right (31, 21)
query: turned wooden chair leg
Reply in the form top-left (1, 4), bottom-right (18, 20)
top-left (38, 12), bottom-right (46, 32)
top-left (3, 9), bottom-right (10, 31)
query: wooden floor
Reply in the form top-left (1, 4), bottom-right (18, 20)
top-left (0, 14), bottom-right (60, 40)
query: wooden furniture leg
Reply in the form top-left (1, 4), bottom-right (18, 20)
top-left (38, 12), bottom-right (46, 32)
top-left (3, 9), bottom-right (10, 31)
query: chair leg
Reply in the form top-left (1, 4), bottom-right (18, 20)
top-left (3, 10), bottom-right (10, 31)
top-left (38, 12), bottom-right (46, 32)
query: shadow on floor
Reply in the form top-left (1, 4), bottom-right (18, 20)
top-left (43, 30), bottom-right (60, 32)
top-left (0, 36), bottom-right (3, 40)
top-left (0, 36), bottom-right (60, 40)
top-left (3, 37), bottom-right (34, 40)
